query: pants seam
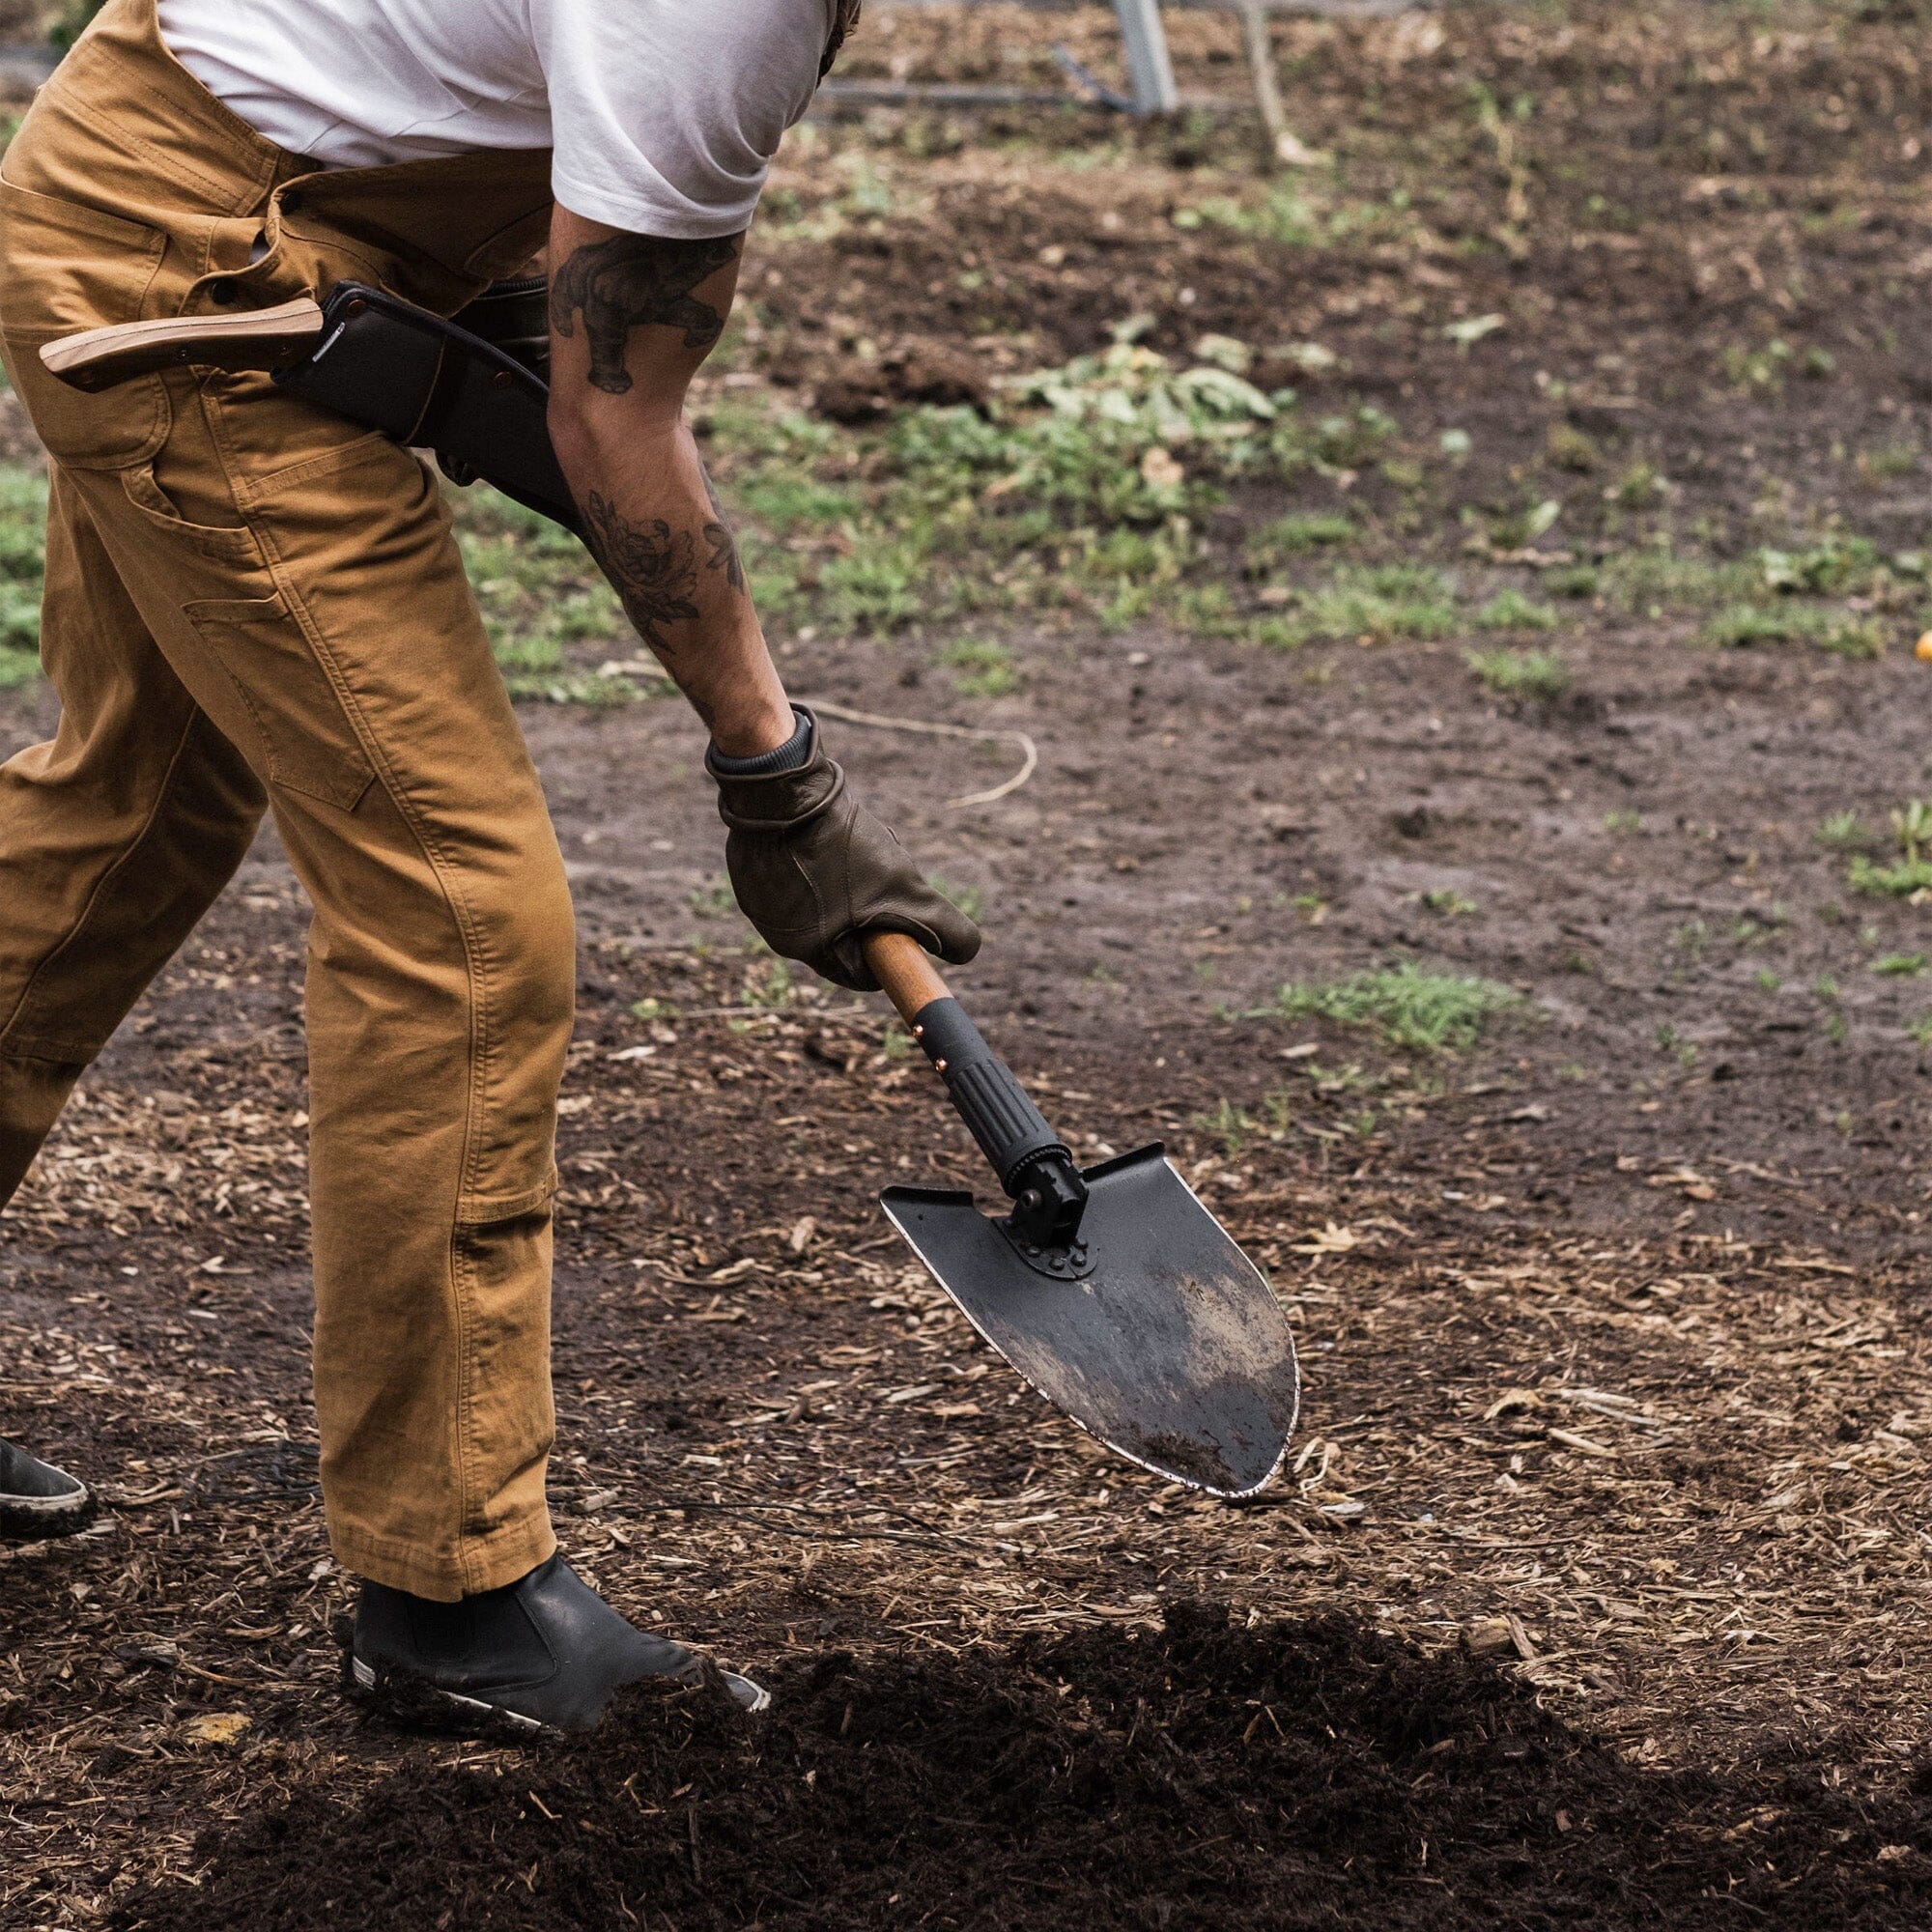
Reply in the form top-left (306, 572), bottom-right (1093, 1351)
top-left (209, 410), bottom-right (502, 1584)
top-left (1, 1032), bottom-right (101, 1065)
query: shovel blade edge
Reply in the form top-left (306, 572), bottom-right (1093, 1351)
top-left (882, 1147), bottom-right (1298, 1496)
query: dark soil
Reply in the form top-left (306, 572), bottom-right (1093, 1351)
top-left (110, 1607), bottom-right (1932, 1932)
top-left (8, 4), bottom-right (1932, 1927)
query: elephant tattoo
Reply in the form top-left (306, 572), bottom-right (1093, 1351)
top-left (550, 233), bottom-right (743, 395)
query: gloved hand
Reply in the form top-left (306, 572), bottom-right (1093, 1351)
top-left (709, 707), bottom-right (981, 992)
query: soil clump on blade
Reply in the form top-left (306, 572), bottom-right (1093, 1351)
top-left (112, 1606), bottom-right (1932, 1931)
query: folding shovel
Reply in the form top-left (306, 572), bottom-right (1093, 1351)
top-left (862, 933), bottom-right (1298, 1497)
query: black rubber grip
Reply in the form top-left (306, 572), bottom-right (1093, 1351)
top-left (910, 997), bottom-right (1068, 1195)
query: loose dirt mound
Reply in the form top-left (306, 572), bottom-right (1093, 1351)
top-left (111, 1607), bottom-right (1932, 1931)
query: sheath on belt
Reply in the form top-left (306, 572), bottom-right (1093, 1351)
top-left (278, 280), bottom-right (576, 532)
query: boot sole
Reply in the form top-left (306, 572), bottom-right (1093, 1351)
top-left (0, 1483), bottom-right (91, 1540)
top-left (350, 1655), bottom-right (770, 1726)
top-left (351, 1654), bottom-right (547, 1732)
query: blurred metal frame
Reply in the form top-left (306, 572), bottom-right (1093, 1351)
top-left (814, 0), bottom-right (1430, 125)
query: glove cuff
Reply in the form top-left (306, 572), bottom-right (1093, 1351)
top-left (705, 705), bottom-right (813, 778)
top-left (712, 706), bottom-right (847, 835)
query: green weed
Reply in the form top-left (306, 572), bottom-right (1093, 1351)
top-left (0, 465), bottom-right (47, 682)
top-left (1720, 338), bottom-right (1792, 391)
top-left (1261, 959), bottom-right (1523, 1053)
top-left (1192, 1091), bottom-right (1295, 1155)
top-left (1756, 532), bottom-right (1879, 596)
top-left (1601, 549), bottom-right (1758, 613)
top-left (733, 471), bottom-right (861, 534)
top-left (942, 639), bottom-right (1020, 697)
top-left (1546, 421), bottom-right (1601, 472)
top-left (1546, 563), bottom-right (1602, 599)
top-left (1284, 563), bottom-right (1459, 646)
top-left (1857, 442), bottom-right (1918, 482)
top-left (1817, 810), bottom-right (1871, 851)
top-left (1466, 645), bottom-right (1570, 698)
top-left (1244, 511), bottom-right (1356, 570)
top-left (1612, 462), bottom-right (1663, 507)
top-left (1475, 590), bottom-right (1561, 632)
top-left (1893, 800), bottom-right (1932, 863)
top-left (742, 959), bottom-right (797, 1009)
top-left (1697, 604), bottom-right (1886, 658)
top-left (1848, 856), bottom-right (1932, 899)
top-left (1849, 800), bottom-right (1932, 897)
top-left (1873, 952), bottom-right (1928, 977)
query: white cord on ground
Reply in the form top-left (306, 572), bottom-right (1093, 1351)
top-left (804, 699), bottom-right (1039, 810)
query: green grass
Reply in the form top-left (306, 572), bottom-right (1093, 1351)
top-left (1873, 952), bottom-right (1928, 977)
top-left (1279, 563), bottom-right (1459, 646)
top-left (942, 639), bottom-right (1020, 697)
top-left (1546, 563), bottom-right (1602, 599)
top-left (1848, 855), bottom-right (1932, 898)
top-left (1474, 589), bottom-right (1561, 632)
top-left (1191, 1091), bottom-right (1294, 1155)
top-left (1600, 549), bottom-right (1760, 613)
top-left (1697, 603), bottom-right (1887, 658)
top-left (1244, 511), bottom-right (1356, 571)
top-left (1756, 533), bottom-right (1879, 595)
top-left (699, 340), bottom-right (1417, 645)
top-left (0, 465), bottom-right (47, 687)
top-left (1465, 646), bottom-right (1571, 698)
top-left (1260, 959), bottom-right (1524, 1054)
top-left (1817, 810), bottom-right (1872, 851)
top-left (1846, 800), bottom-right (1932, 897)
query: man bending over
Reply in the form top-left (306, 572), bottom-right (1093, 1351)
top-left (0, 0), bottom-right (975, 1728)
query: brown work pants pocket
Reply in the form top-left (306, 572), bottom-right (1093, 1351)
top-left (181, 592), bottom-right (378, 813)
top-left (0, 178), bottom-right (171, 469)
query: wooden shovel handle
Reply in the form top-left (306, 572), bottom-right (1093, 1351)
top-left (863, 930), bottom-right (951, 1025)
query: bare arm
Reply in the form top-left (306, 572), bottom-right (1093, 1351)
top-left (546, 208), bottom-right (792, 758)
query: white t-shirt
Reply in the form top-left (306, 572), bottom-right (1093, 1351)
top-left (156, 0), bottom-right (839, 239)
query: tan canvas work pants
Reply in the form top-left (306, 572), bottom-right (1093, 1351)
top-left (0, 0), bottom-right (575, 1598)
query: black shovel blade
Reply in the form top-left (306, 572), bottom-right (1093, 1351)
top-left (881, 1146), bottom-right (1298, 1497)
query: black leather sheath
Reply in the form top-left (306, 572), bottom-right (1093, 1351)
top-left (274, 279), bottom-right (578, 533)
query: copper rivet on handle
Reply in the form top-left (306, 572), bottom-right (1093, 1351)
top-left (493, 369), bottom-right (514, 390)
top-left (934, 1059), bottom-right (948, 1072)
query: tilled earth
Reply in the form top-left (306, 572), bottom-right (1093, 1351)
top-left (7, 3), bottom-right (1932, 1927)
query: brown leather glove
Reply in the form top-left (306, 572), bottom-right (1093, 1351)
top-left (709, 707), bottom-right (981, 992)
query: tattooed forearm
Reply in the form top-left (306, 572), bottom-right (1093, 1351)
top-left (581, 491), bottom-right (701, 656)
top-left (550, 233), bottom-right (743, 394)
top-left (700, 470), bottom-right (746, 593)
